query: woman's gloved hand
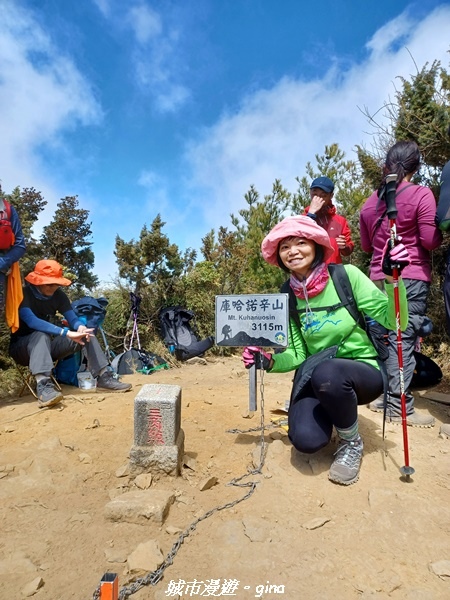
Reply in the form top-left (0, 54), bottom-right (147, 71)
top-left (382, 237), bottom-right (410, 276)
top-left (242, 346), bottom-right (273, 370)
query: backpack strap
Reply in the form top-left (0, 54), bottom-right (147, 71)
top-left (328, 264), bottom-right (366, 329)
top-left (281, 279), bottom-right (301, 331)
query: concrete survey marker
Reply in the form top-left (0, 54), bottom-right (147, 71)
top-left (129, 384), bottom-right (184, 476)
top-left (215, 293), bottom-right (289, 348)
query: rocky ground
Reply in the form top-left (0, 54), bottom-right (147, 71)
top-left (1, 356), bottom-right (450, 600)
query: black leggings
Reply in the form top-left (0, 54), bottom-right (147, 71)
top-left (288, 358), bottom-right (383, 454)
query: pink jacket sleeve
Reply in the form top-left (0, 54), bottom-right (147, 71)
top-left (417, 187), bottom-right (443, 250)
top-left (359, 210), bottom-right (373, 253)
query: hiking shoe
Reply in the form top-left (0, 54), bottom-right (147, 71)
top-left (37, 377), bottom-right (63, 408)
top-left (97, 371), bottom-right (131, 392)
top-left (388, 410), bottom-right (435, 428)
top-left (369, 399), bottom-right (435, 428)
top-left (329, 437), bottom-right (363, 486)
top-left (368, 396), bottom-right (384, 413)
top-left (439, 423), bottom-right (450, 438)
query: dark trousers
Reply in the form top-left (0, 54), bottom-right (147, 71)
top-left (0, 272), bottom-right (5, 316)
top-left (288, 358), bottom-right (383, 454)
top-left (444, 248), bottom-right (450, 338)
top-left (10, 331), bottom-right (108, 377)
top-left (383, 279), bottom-right (429, 414)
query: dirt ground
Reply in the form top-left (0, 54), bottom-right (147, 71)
top-left (1, 355), bottom-right (450, 600)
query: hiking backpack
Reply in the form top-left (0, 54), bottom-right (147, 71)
top-left (0, 198), bottom-right (14, 250)
top-left (159, 306), bottom-right (215, 361)
top-left (55, 297), bottom-right (110, 386)
top-left (111, 348), bottom-right (169, 375)
top-left (436, 160), bottom-right (450, 231)
top-left (281, 263), bottom-right (389, 361)
top-left (71, 296), bottom-right (108, 332)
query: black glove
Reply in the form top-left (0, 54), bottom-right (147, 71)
top-left (381, 239), bottom-right (410, 276)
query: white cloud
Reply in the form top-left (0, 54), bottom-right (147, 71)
top-left (0, 1), bottom-right (102, 214)
top-left (92, 0), bottom-right (111, 18)
top-left (184, 5), bottom-right (450, 236)
top-left (93, 2), bottom-right (190, 113)
top-left (123, 3), bottom-right (190, 113)
top-left (127, 3), bottom-right (162, 44)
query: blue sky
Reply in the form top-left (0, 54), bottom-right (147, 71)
top-left (1, 0), bottom-right (449, 285)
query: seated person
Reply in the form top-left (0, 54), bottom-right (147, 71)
top-left (9, 259), bottom-right (131, 408)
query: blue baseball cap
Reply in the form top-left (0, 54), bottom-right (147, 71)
top-left (310, 176), bottom-right (335, 193)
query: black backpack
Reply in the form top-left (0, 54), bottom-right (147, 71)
top-left (111, 348), bottom-right (169, 375)
top-left (159, 306), bottom-right (215, 361)
top-left (281, 263), bottom-right (389, 361)
top-left (436, 160), bottom-right (450, 231)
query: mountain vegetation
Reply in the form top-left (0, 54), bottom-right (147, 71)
top-left (1, 57), bottom-right (450, 384)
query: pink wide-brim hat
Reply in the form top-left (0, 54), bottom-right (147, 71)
top-left (261, 215), bottom-right (335, 266)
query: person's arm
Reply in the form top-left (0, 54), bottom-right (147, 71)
top-left (0, 206), bottom-right (26, 273)
top-left (359, 209), bottom-right (373, 253)
top-left (20, 307), bottom-right (66, 336)
top-left (305, 196), bottom-right (326, 219)
top-left (338, 218), bottom-right (354, 256)
top-left (270, 316), bottom-right (308, 373)
top-left (63, 308), bottom-right (84, 332)
top-left (347, 265), bottom-right (408, 331)
top-left (417, 187), bottom-right (443, 251)
top-left (61, 306), bottom-right (95, 343)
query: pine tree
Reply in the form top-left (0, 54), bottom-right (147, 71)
top-left (40, 195), bottom-right (98, 291)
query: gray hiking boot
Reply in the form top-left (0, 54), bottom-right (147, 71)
top-left (37, 377), bottom-right (63, 408)
top-left (439, 423), bottom-right (450, 438)
top-left (388, 410), bottom-right (435, 428)
top-left (329, 436), bottom-right (363, 486)
top-left (368, 397), bottom-right (435, 427)
top-left (97, 371), bottom-right (131, 392)
top-left (368, 396), bottom-right (384, 412)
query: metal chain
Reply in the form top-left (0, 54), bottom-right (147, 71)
top-left (91, 367), bottom-right (269, 600)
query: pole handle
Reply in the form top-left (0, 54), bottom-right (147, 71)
top-left (385, 173), bottom-right (398, 219)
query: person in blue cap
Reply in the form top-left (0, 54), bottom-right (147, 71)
top-left (304, 176), bottom-right (354, 264)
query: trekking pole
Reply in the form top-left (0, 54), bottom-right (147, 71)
top-left (385, 173), bottom-right (415, 480)
top-left (249, 364), bottom-right (257, 412)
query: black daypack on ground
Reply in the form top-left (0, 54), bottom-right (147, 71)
top-left (159, 306), bottom-right (215, 361)
top-left (111, 348), bottom-right (169, 375)
top-left (281, 263), bottom-right (389, 361)
top-left (410, 351), bottom-right (442, 389)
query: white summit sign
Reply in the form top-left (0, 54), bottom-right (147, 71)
top-left (215, 293), bottom-right (289, 348)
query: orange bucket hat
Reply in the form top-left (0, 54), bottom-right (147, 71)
top-left (25, 260), bottom-right (72, 286)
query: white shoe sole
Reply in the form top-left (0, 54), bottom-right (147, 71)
top-left (38, 394), bottom-right (63, 408)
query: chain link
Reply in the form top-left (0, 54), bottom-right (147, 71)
top-left (91, 366), bottom-right (269, 600)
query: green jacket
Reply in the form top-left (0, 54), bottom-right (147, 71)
top-left (271, 265), bottom-right (408, 373)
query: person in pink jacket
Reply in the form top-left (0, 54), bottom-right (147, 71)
top-left (304, 176), bottom-right (354, 264)
top-left (360, 140), bottom-right (442, 427)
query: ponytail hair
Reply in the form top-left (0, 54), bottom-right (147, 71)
top-left (378, 140), bottom-right (421, 197)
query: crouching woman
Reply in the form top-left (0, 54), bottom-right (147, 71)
top-left (242, 216), bottom-right (409, 485)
